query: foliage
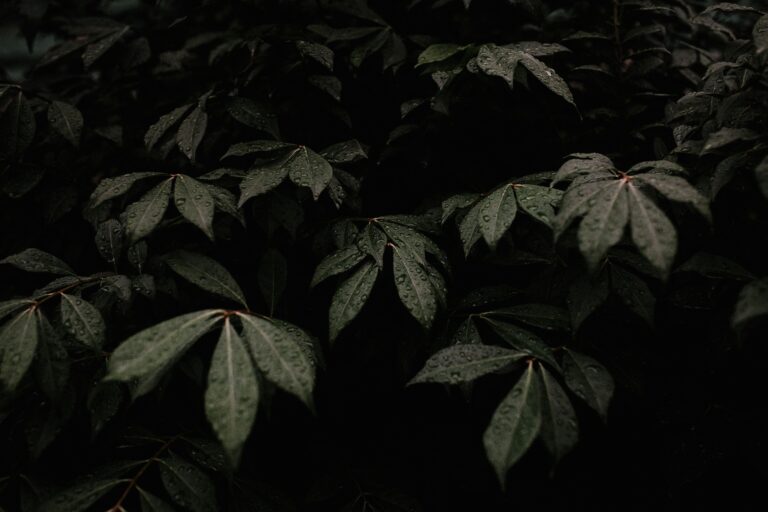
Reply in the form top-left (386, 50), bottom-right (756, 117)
top-left (1, 0), bottom-right (767, 509)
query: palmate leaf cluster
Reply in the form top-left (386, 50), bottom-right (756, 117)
top-left (1, 0), bottom-right (768, 510)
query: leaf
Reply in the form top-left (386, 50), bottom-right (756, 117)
top-left (677, 253), bottom-right (754, 281)
top-left (478, 184), bottom-right (517, 249)
top-left (95, 219), bottom-right (124, 265)
top-left (755, 154), bottom-right (768, 199)
top-left (258, 249), bottom-right (287, 312)
top-left (165, 250), bottom-right (247, 307)
top-left (237, 156), bottom-right (293, 207)
top-left (476, 44), bottom-right (520, 89)
top-left (82, 26), bottom-right (128, 67)
top-left (356, 223), bottom-right (388, 268)
top-left (577, 181), bottom-right (629, 271)
top-left (329, 260), bottom-right (379, 341)
top-left (145, 104), bottom-right (193, 151)
top-left (553, 153), bottom-right (614, 185)
top-left (515, 185), bottom-right (561, 227)
top-left (106, 310), bottom-right (222, 384)
top-left (123, 178), bottom-right (173, 243)
top-left (610, 265), bottom-right (655, 325)
top-left (392, 244), bottom-right (438, 329)
top-left (225, 98), bottom-right (279, 136)
top-left (635, 174), bottom-right (711, 220)
top-left (567, 272), bottom-right (609, 331)
top-left (409, 344), bottom-right (525, 385)
top-left (89, 172), bottom-right (166, 207)
top-left (561, 348), bottom-right (614, 420)
top-left (483, 363), bottom-right (541, 487)
top-left (0, 308), bottom-right (39, 392)
top-left (627, 185), bottom-right (677, 275)
top-left (320, 139), bottom-right (367, 164)
top-left (452, 317), bottom-right (482, 345)
top-left (442, 193), bottom-right (479, 224)
top-left (38, 478), bottom-right (126, 512)
top-left (489, 304), bottom-right (570, 331)
top-left (286, 146), bottom-right (334, 200)
top-left (0, 299), bottom-right (34, 321)
top-left (1, 248), bottom-right (74, 275)
top-left (47, 101), bottom-right (83, 147)
top-left (310, 245), bottom-right (367, 288)
top-left (174, 175), bottom-right (215, 240)
top-left (296, 40), bottom-right (334, 70)
top-left (458, 200), bottom-right (483, 256)
top-left (481, 317), bottom-right (558, 368)
top-left (538, 364), bottom-right (578, 463)
top-left (204, 183), bottom-right (244, 225)
top-left (138, 488), bottom-right (177, 512)
top-left (0, 90), bottom-right (35, 159)
top-left (754, 15), bottom-right (768, 54)
top-left (222, 140), bottom-right (295, 159)
top-left (238, 313), bottom-right (315, 408)
top-left (159, 453), bottom-right (217, 512)
top-left (416, 43), bottom-right (465, 67)
top-left (732, 277), bottom-right (768, 330)
top-left (517, 52), bottom-right (576, 106)
top-left (177, 105), bottom-right (208, 162)
top-left (205, 318), bottom-right (259, 466)
top-left (60, 293), bottom-right (106, 348)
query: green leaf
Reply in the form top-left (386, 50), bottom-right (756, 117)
top-left (222, 140), bottom-right (295, 159)
top-left (754, 14), bottom-right (768, 54)
top-left (320, 139), bottom-right (367, 164)
top-left (409, 344), bottom-right (525, 385)
top-left (538, 364), bottom-right (578, 463)
top-left (177, 105), bottom-right (208, 162)
top-left (458, 200), bottom-right (483, 256)
top-left (0, 307), bottom-right (39, 392)
top-left (225, 98), bottom-right (279, 136)
top-left (567, 272), bottom-right (610, 331)
top-left (238, 313), bottom-right (315, 407)
top-left (488, 304), bottom-right (570, 331)
top-left (1, 248), bottom-right (74, 275)
top-left (561, 348), bottom-right (614, 420)
top-left (60, 293), bottom-right (105, 348)
top-left (627, 185), bottom-right (677, 275)
top-left (296, 40), bottom-right (334, 70)
top-left (123, 178), bottom-right (174, 244)
top-left (478, 183), bottom-right (517, 249)
top-left (392, 244), bottom-right (438, 329)
top-left (677, 253), bottom-right (754, 281)
top-left (89, 172), bottom-right (166, 208)
top-left (106, 310), bottom-right (222, 384)
top-left (38, 478), bottom-right (127, 512)
top-left (174, 175), bottom-right (215, 240)
top-left (138, 488), bottom-right (177, 512)
top-left (310, 245), bottom-right (367, 288)
top-left (95, 219), bottom-right (124, 265)
top-left (205, 318), bottom-right (259, 466)
top-left (635, 174), bottom-right (710, 220)
top-left (483, 363), bottom-right (541, 487)
top-left (356, 223), bottom-right (388, 268)
top-left (610, 265), bottom-right (655, 325)
top-left (47, 101), bottom-right (83, 147)
top-left (416, 43), bottom-right (465, 67)
top-left (732, 277), bottom-right (768, 330)
top-left (82, 26), bottom-right (128, 67)
top-left (517, 52), bottom-right (576, 106)
top-left (329, 260), bottom-right (379, 341)
top-left (165, 250), bottom-right (248, 307)
top-left (442, 193), bottom-right (480, 224)
top-left (452, 317), bottom-right (481, 345)
top-left (0, 90), bottom-right (35, 159)
top-left (0, 298), bottom-right (34, 321)
top-left (515, 185), bottom-right (562, 227)
top-left (159, 453), bottom-right (217, 512)
top-left (145, 104), bottom-right (193, 151)
top-left (258, 248), bottom-right (288, 312)
top-left (237, 157), bottom-right (292, 207)
top-left (204, 183), bottom-right (245, 225)
top-left (553, 153), bottom-right (614, 184)
top-left (481, 317), bottom-right (558, 368)
top-left (577, 181), bottom-right (629, 271)
top-left (476, 44), bottom-right (521, 89)
top-left (554, 180), bottom-right (612, 237)
top-left (286, 146), bottom-right (334, 200)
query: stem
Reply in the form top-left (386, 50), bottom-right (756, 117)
top-left (107, 436), bottom-right (178, 511)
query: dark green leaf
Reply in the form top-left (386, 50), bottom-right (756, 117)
top-left (329, 260), bottom-right (379, 341)
top-left (409, 344), bottom-right (525, 385)
top-left (174, 175), bottom-right (215, 240)
top-left (0, 307), bottom-right (39, 392)
top-left (561, 348), bottom-right (614, 420)
top-left (47, 101), bottom-right (83, 147)
top-left (60, 293), bottom-right (105, 348)
top-left (165, 250), bottom-right (247, 307)
top-left (1, 248), bottom-right (74, 275)
top-left (123, 178), bottom-right (174, 244)
top-left (159, 453), bottom-right (217, 512)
